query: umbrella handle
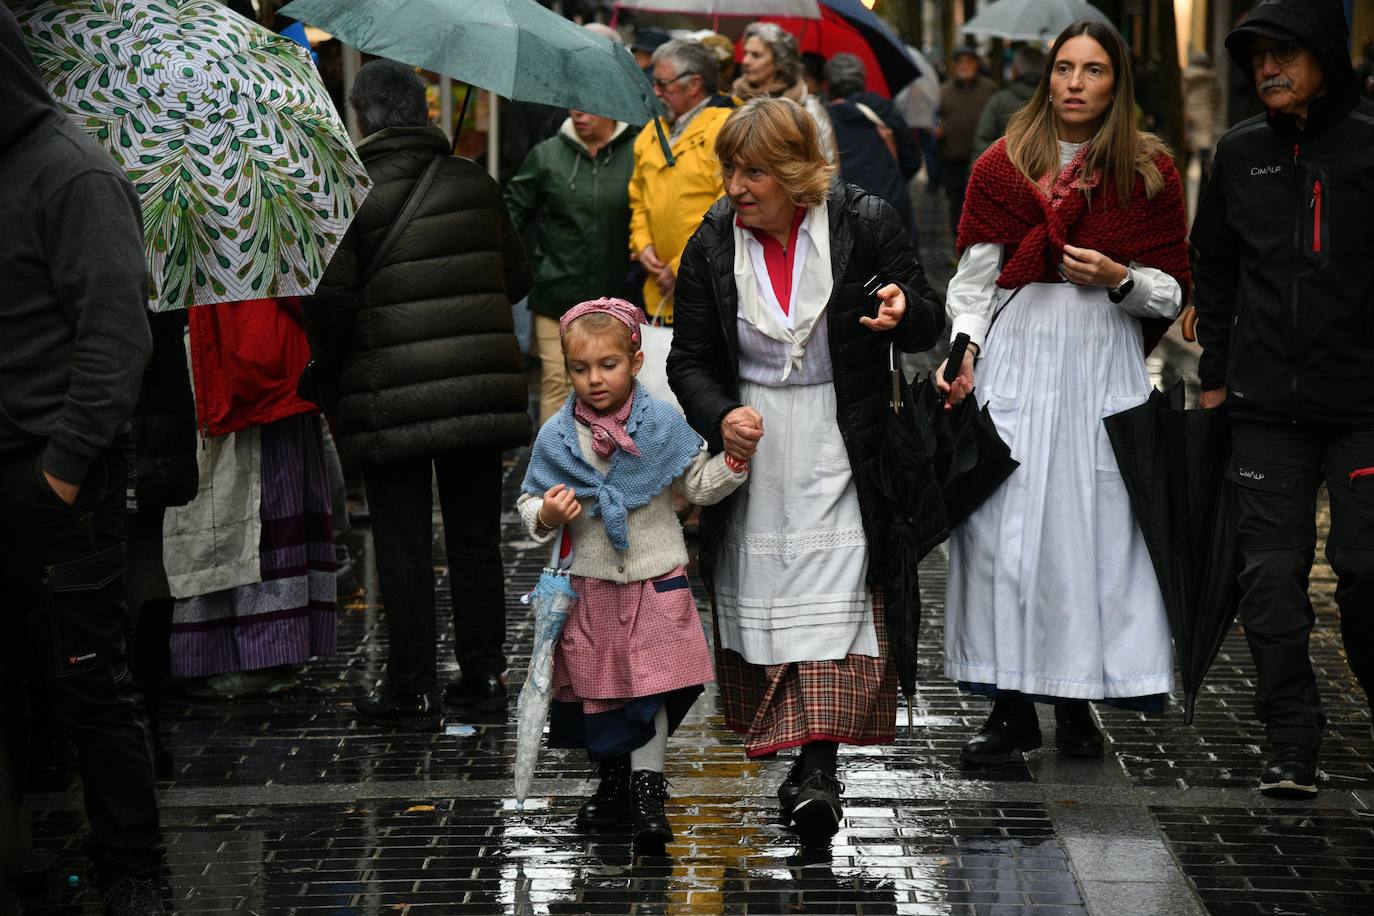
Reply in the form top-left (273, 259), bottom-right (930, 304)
top-left (548, 527), bottom-right (565, 569)
top-left (452, 85), bottom-right (473, 155)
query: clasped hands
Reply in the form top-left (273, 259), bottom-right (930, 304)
top-left (638, 245), bottom-right (676, 299)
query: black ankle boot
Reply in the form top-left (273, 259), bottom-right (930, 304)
top-left (577, 755), bottom-right (631, 827)
top-left (777, 756), bottom-right (805, 817)
top-left (960, 695), bottom-right (1042, 765)
top-left (630, 770), bottom-right (673, 850)
top-left (1054, 700), bottom-right (1105, 758)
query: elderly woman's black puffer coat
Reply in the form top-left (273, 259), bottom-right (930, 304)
top-left (668, 181), bottom-right (944, 587)
top-left (305, 126), bottom-right (532, 470)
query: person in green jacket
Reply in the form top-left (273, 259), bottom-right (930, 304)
top-left (505, 110), bottom-right (638, 425)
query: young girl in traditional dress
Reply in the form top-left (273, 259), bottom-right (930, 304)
top-left (939, 20), bottom-right (1189, 765)
top-left (517, 297), bottom-right (748, 850)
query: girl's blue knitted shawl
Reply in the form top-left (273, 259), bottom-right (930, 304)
top-left (521, 383), bottom-right (704, 552)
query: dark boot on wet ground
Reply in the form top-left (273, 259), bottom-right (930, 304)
top-left (777, 756), bottom-right (805, 818)
top-left (961, 694), bottom-right (1042, 765)
top-left (789, 769), bottom-right (844, 839)
top-left (630, 770), bottom-right (673, 851)
top-left (578, 755), bottom-right (631, 827)
top-left (354, 691), bottom-right (442, 729)
top-left (1259, 742), bottom-right (1319, 798)
top-left (1054, 699), bottom-right (1105, 758)
top-left (443, 674), bottom-right (507, 716)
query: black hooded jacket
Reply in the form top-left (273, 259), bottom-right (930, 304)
top-left (1191, 0), bottom-right (1374, 425)
top-left (0, 6), bottom-right (152, 484)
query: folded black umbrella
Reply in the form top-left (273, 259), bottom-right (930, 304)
top-left (911, 333), bottom-right (1020, 532)
top-left (1103, 382), bottom-right (1241, 724)
top-left (876, 340), bottom-right (947, 727)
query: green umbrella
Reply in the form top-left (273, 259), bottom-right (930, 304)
top-left (12, 0), bottom-right (371, 311)
top-left (278, 0), bottom-right (664, 129)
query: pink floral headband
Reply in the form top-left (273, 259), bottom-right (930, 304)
top-left (558, 297), bottom-right (645, 344)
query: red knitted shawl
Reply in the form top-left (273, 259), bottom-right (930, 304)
top-left (956, 138), bottom-right (1190, 354)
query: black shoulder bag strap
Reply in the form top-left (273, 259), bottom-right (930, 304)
top-left (297, 153), bottom-right (444, 410)
top-left (360, 152), bottom-right (445, 285)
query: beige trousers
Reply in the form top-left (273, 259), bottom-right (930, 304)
top-left (535, 314), bottom-right (570, 426)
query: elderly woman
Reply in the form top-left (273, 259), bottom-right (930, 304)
top-left (733, 22), bottom-right (837, 163)
top-left (940, 21), bottom-right (1189, 766)
top-left (668, 97), bottom-right (943, 838)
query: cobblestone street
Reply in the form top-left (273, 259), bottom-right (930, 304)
top-left (19, 190), bottom-right (1374, 916)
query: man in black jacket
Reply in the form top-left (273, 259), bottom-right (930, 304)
top-left (1192, 0), bottom-right (1374, 799)
top-left (305, 61), bottom-right (532, 728)
top-left (0, 7), bottom-right (163, 912)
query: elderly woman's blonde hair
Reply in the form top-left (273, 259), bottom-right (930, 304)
top-left (715, 97), bottom-right (835, 209)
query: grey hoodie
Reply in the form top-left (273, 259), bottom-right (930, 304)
top-left (0, 5), bottom-right (152, 484)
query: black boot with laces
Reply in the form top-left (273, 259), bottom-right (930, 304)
top-left (789, 768), bottom-right (845, 838)
top-left (577, 755), bottom-right (631, 827)
top-left (777, 755), bottom-right (806, 818)
top-left (631, 769), bottom-right (673, 851)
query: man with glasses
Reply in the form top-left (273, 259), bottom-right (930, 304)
top-left (1192, 0), bottom-right (1374, 799)
top-left (629, 39), bottom-right (736, 323)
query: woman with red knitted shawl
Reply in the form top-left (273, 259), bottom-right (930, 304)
top-left (937, 21), bottom-right (1190, 768)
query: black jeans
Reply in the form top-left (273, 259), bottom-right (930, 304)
top-left (939, 157), bottom-right (971, 240)
top-left (0, 444), bottom-right (162, 886)
top-left (1229, 420), bottom-right (1374, 749)
top-left (363, 449), bottom-right (507, 695)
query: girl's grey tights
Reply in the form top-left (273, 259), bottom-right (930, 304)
top-left (629, 705), bottom-right (669, 772)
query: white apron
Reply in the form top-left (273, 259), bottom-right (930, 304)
top-left (943, 281), bottom-right (1174, 700)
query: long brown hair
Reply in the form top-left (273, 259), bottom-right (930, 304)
top-left (1004, 20), bottom-right (1168, 208)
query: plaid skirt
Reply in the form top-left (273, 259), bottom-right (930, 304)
top-left (715, 588), bottom-right (896, 757)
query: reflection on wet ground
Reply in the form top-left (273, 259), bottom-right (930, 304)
top-left (19, 187), bottom-right (1374, 916)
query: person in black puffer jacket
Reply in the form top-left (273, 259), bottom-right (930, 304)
top-left (1192, 0), bottom-right (1374, 799)
top-left (668, 98), bottom-right (943, 839)
top-left (304, 61), bottom-right (532, 728)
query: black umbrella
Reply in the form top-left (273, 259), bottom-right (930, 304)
top-left (876, 339), bottom-right (948, 728)
top-left (1103, 382), bottom-right (1241, 724)
top-left (911, 333), bottom-right (1021, 531)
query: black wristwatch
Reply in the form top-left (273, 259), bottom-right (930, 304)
top-left (1107, 271), bottom-right (1135, 304)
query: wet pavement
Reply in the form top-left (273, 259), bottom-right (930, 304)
top-left (18, 187), bottom-right (1374, 915)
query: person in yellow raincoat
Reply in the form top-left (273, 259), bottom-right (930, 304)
top-left (629, 38), bottom-right (737, 323)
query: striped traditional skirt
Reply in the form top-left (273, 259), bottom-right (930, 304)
top-left (715, 587), bottom-right (896, 758)
top-left (169, 413), bottom-right (337, 677)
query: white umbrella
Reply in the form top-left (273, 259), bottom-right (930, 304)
top-left (962, 0), bottom-right (1112, 43)
top-left (613, 0), bottom-right (821, 18)
top-left (512, 531), bottom-right (577, 810)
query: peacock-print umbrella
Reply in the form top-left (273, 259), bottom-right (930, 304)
top-left (11, 0), bottom-right (370, 311)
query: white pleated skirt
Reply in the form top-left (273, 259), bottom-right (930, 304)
top-left (944, 282), bottom-right (1174, 701)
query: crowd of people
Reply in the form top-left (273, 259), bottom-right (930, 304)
top-left (3, 0), bottom-right (1374, 912)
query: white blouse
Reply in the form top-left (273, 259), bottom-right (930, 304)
top-left (946, 140), bottom-right (1183, 350)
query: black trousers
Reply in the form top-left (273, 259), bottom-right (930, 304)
top-left (363, 449), bottom-right (507, 695)
top-left (1230, 420), bottom-right (1374, 749)
top-left (0, 444), bottom-right (162, 887)
top-left (939, 157), bottom-right (971, 240)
